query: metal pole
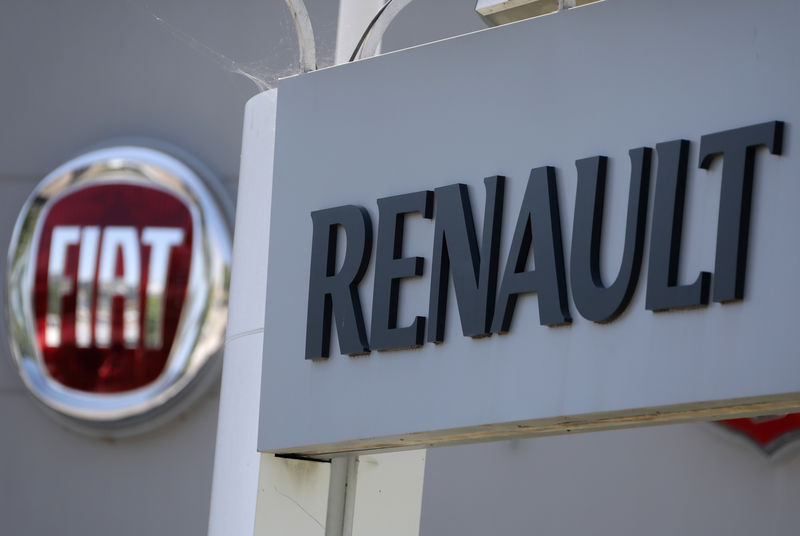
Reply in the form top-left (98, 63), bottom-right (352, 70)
top-left (325, 457), bottom-right (359, 536)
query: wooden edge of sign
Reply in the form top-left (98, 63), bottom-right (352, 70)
top-left (262, 394), bottom-right (800, 459)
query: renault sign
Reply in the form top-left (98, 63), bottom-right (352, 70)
top-left (255, 0), bottom-right (800, 456)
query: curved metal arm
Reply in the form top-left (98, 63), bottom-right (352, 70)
top-left (284, 0), bottom-right (317, 72)
top-left (352, 0), bottom-right (415, 61)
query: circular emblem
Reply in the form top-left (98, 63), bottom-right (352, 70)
top-left (6, 145), bottom-right (232, 436)
top-left (717, 414), bottom-right (800, 457)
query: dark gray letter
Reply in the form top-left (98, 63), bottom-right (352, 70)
top-left (428, 177), bottom-right (504, 343)
top-left (371, 191), bottom-right (433, 351)
top-left (305, 205), bottom-right (372, 359)
top-left (699, 121), bottom-right (783, 302)
top-left (571, 148), bottom-right (651, 322)
top-left (646, 140), bottom-right (710, 311)
top-left (492, 167), bottom-right (570, 332)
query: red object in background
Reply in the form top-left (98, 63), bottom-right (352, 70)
top-left (33, 184), bottom-right (192, 393)
top-left (718, 414), bottom-right (800, 455)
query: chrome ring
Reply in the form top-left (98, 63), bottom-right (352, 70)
top-left (6, 146), bottom-right (232, 436)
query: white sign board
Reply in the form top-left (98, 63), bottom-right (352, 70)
top-left (256, 0), bottom-right (800, 456)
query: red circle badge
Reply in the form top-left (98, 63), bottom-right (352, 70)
top-left (7, 146), bottom-right (232, 435)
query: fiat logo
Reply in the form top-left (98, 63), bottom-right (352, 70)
top-left (6, 146), bottom-right (232, 435)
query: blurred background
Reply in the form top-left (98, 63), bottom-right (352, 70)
top-left (1, 2), bottom-right (799, 535)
